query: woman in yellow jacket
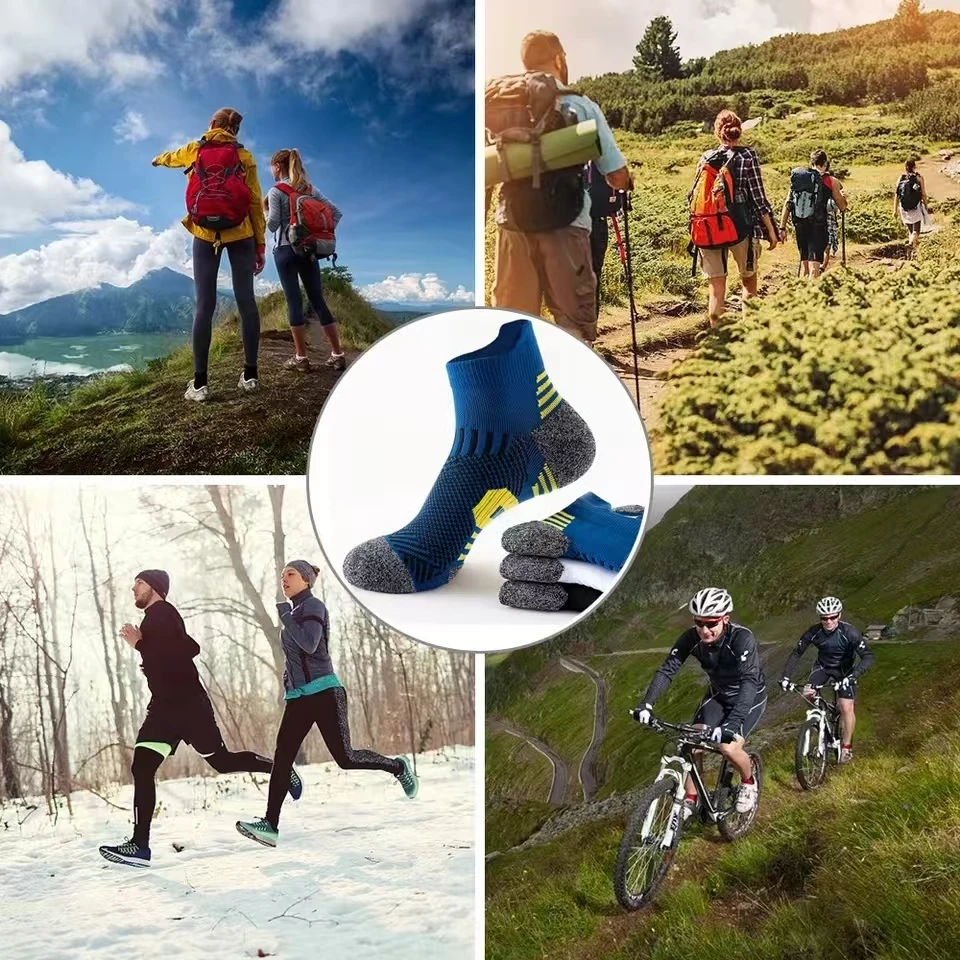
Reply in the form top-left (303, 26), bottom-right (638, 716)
top-left (152, 108), bottom-right (266, 401)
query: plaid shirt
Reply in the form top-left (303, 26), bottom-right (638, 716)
top-left (696, 146), bottom-right (774, 240)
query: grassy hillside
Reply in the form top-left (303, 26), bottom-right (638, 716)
top-left (486, 485), bottom-right (960, 958)
top-left (0, 282), bottom-right (391, 475)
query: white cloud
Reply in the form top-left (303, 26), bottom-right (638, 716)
top-left (0, 121), bottom-right (135, 234)
top-left (254, 278), bottom-right (282, 296)
top-left (360, 272), bottom-right (474, 304)
top-left (113, 109), bottom-right (150, 144)
top-left (0, 218), bottom-right (190, 313)
top-left (0, 0), bottom-right (169, 91)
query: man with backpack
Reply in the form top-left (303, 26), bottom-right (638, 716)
top-left (894, 159), bottom-right (928, 257)
top-left (780, 149), bottom-right (847, 279)
top-left (487, 31), bottom-right (632, 344)
top-left (152, 107), bottom-right (266, 401)
top-left (690, 110), bottom-right (779, 328)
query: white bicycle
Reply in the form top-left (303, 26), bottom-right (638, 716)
top-left (787, 681), bottom-right (843, 790)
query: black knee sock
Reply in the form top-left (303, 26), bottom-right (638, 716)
top-left (243, 365), bottom-right (258, 381)
top-left (193, 371), bottom-right (208, 389)
top-left (131, 747), bottom-right (165, 849)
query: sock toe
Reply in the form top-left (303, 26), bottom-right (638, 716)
top-left (343, 537), bottom-right (416, 594)
top-left (501, 520), bottom-right (570, 558)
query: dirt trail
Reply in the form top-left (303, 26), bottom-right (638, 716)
top-left (487, 716), bottom-right (569, 806)
top-left (559, 657), bottom-right (608, 802)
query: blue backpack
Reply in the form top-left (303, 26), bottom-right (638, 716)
top-left (789, 167), bottom-right (827, 223)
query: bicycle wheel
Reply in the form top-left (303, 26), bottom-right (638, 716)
top-left (613, 778), bottom-right (684, 912)
top-left (795, 717), bottom-right (827, 790)
top-left (717, 752), bottom-right (762, 841)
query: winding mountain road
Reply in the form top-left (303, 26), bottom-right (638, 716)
top-left (487, 717), bottom-right (569, 805)
top-left (560, 657), bottom-right (607, 802)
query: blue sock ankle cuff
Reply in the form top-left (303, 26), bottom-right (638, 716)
top-left (446, 319), bottom-right (549, 436)
top-left (548, 492), bottom-right (643, 572)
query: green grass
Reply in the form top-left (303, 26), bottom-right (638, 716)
top-left (486, 799), bottom-right (557, 855)
top-left (487, 730), bottom-right (553, 806)
top-left (486, 641), bottom-right (960, 960)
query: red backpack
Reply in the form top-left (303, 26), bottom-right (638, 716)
top-left (185, 138), bottom-right (251, 232)
top-left (274, 182), bottom-right (337, 262)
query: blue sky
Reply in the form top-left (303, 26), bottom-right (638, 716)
top-left (0, 0), bottom-right (475, 312)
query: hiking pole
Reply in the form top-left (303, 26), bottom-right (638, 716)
top-left (612, 190), bottom-right (641, 411)
top-left (841, 211), bottom-right (846, 267)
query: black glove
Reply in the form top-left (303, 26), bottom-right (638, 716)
top-left (276, 600), bottom-right (292, 617)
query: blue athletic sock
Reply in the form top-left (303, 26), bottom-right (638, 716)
top-left (343, 319), bottom-right (596, 593)
top-left (502, 492), bottom-right (643, 573)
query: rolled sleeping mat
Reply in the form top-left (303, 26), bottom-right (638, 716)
top-left (499, 580), bottom-right (603, 613)
top-left (485, 120), bottom-right (601, 188)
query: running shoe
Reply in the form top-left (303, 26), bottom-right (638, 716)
top-left (184, 380), bottom-right (209, 402)
top-left (288, 766), bottom-right (303, 801)
top-left (236, 818), bottom-right (278, 848)
top-left (394, 756), bottom-right (419, 799)
top-left (98, 840), bottom-right (151, 867)
top-left (735, 780), bottom-right (758, 814)
top-left (325, 352), bottom-right (346, 371)
top-left (237, 373), bottom-right (259, 392)
top-left (284, 356), bottom-right (311, 372)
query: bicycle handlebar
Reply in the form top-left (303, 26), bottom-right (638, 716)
top-left (627, 709), bottom-right (723, 747)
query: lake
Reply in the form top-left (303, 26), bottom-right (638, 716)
top-left (0, 331), bottom-right (189, 379)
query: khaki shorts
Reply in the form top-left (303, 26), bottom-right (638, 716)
top-left (698, 237), bottom-right (761, 280)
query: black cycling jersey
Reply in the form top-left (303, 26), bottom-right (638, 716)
top-left (642, 623), bottom-right (766, 731)
top-left (782, 620), bottom-right (874, 681)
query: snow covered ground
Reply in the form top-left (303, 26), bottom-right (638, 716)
top-left (0, 747), bottom-right (475, 960)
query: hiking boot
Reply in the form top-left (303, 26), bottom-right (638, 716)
top-left (325, 352), bottom-right (346, 372)
top-left (236, 817), bottom-right (278, 848)
top-left (839, 747), bottom-right (854, 765)
top-left (184, 380), bottom-right (209, 402)
top-left (735, 780), bottom-right (758, 814)
top-left (284, 356), bottom-right (311, 372)
top-left (394, 756), bottom-right (419, 799)
top-left (288, 766), bottom-right (303, 801)
top-left (99, 840), bottom-right (151, 867)
top-left (237, 373), bottom-right (259, 392)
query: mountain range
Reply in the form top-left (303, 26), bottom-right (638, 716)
top-left (0, 269), bottom-right (226, 345)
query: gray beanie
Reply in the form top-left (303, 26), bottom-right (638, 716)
top-left (136, 569), bottom-right (169, 598)
top-left (285, 560), bottom-right (318, 587)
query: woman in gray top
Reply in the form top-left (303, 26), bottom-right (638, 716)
top-left (265, 149), bottom-right (346, 372)
top-left (236, 560), bottom-right (419, 847)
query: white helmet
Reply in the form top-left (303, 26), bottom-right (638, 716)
top-left (816, 596), bottom-right (843, 616)
top-left (689, 587), bottom-right (733, 617)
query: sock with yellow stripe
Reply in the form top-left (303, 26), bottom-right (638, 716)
top-left (501, 492), bottom-right (643, 573)
top-left (343, 318), bottom-right (595, 593)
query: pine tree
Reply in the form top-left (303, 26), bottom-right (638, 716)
top-left (894, 0), bottom-right (929, 42)
top-left (633, 16), bottom-right (683, 81)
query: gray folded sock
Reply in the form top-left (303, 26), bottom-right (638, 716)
top-left (501, 521), bottom-right (568, 559)
top-left (499, 554), bottom-right (564, 583)
top-left (499, 580), bottom-right (603, 613)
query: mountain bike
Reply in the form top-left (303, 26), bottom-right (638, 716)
top-left (787, 681), bottom-right (842, 790)
top-left (613, 715), bottom-right (763, 912)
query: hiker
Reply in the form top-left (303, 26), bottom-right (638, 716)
top-left (236, 560), bottom-right (418, 848)
top-left (489, 30), bottom-right (632, 344)
top-left (821, 159), bottom-right (847, 271)
top-left (98, 570), bottom-right (300, 868)
top-left (587, 160), bottom-right (619, 321)
top-left (780, 149), bottom-right (847, 279)
top-left (152, 108), bottom-right (266, 401)
top-left (894, 159), bottom-right (929, 256)
top-left (265, 149), bottom-right (345, 373)
top-left (690, 110), bottom-right (778, 328)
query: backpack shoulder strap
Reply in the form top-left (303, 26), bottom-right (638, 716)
top-left (272, 182), bottom-right (301, 225)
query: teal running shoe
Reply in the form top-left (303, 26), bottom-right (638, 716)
top-left (236, 817), bottom-right (278, 848)
top-left (288, 765), bottom-right (303, 801)
top-left (395, 756), bottom-right (419, 799)
top-left (98, 840), bottom-right (151, 867)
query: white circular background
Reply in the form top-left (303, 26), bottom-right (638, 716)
top-left (307, 307), bottom-right (652, 653)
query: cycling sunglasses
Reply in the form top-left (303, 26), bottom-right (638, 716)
top-left (820, 613), bottom-right (841, 621)
top-left (694, 618), bottom-right (724, 629)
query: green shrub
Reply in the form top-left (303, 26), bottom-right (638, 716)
top-left (657, 263), bottom-right (960, 474)
top-left (902, 79), bottom-right (960, 139)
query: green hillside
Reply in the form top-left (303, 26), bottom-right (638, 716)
top-left (486, 486), bottom-right (960, 959)
top-left (0, 280), bottom-right (391, 475)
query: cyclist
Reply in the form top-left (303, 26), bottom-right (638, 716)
top-left (632, 587), bottom-right (767, 817)
top-left (779, 596), bottom-right (874, 764)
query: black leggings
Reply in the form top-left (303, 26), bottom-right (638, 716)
top-left (590, 216), bottom-right (609, 320)
top-left (274, 243), bottom-right (336, 327)
top-left (192, 235), bottom-right (261, 377)
top-left (265, 686), bottom-right (401, 828)
top-left (131, 744), bottom-right (272, 848)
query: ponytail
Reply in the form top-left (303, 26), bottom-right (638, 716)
top-left (271, 148), bottom-right (311, 193)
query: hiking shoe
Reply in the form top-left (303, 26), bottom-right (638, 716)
top-left (288, 766), bottom-right (303, 801)
top-left (237, 373), bottom-right (259, 392)
top-left (283, 356), bottom-right (311, 372)
top-left (325, 352), bottom-right (346, 371)
top-left (735, 781), bottom-right (758, 814)
top-left (681, 799), bottom-right (697, 823)
top-left (236, 818), bottom-right (278, 848)
top-left (184, 380), bottom-right (209, 402)
top-left (394, 756), bottom-right (419, 799)
top-left (839, 747), bottom-right (854, 765)
top-left (99, 840), bottom-right (151, 867)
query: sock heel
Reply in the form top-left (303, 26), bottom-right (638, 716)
top-left (531, 399), bottom-right (596, 488)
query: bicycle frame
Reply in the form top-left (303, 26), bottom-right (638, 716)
top-left (788, 682), bottom-right (842, 761)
